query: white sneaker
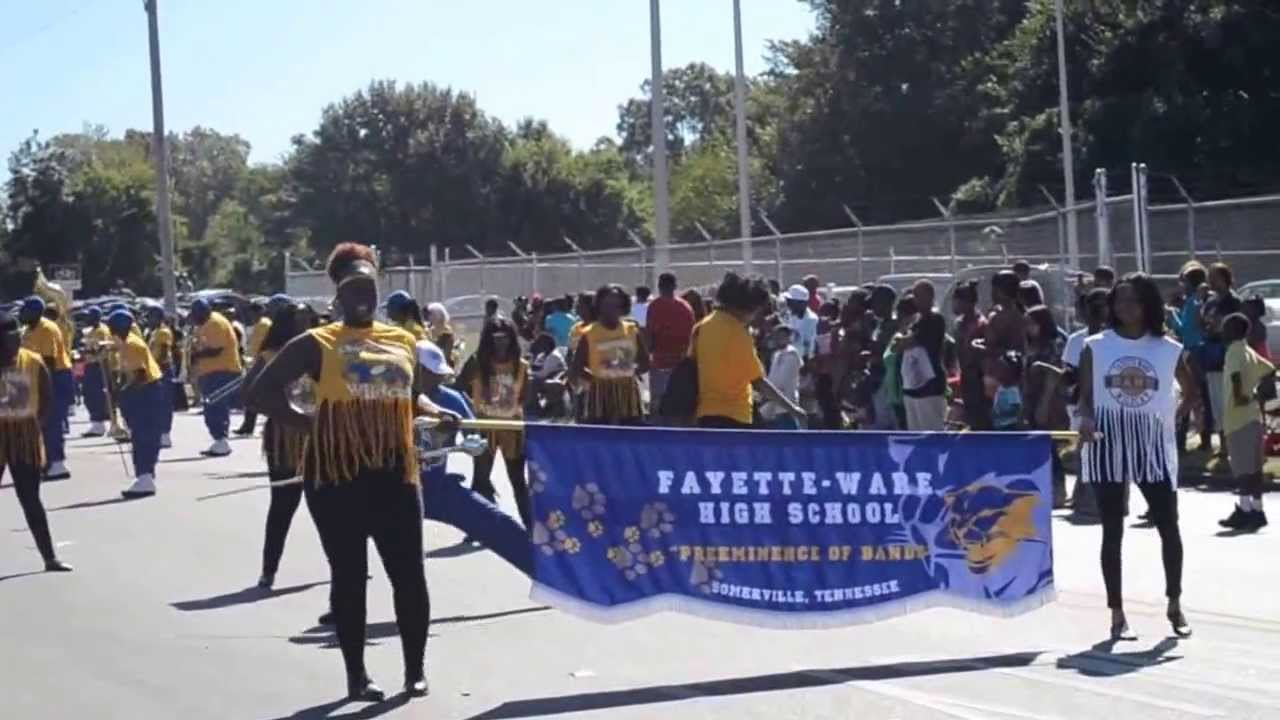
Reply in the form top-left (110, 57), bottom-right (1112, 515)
top-left (44, 462), bottom-right (71, 481)
top-left (202, 438), bottom-right (232, 457)
top-left (159, 434), bottom-right (172, 449)
top-left (82, 422), bottom-right (107, 437)
top-left (121, 474), bottom-right (156, 499)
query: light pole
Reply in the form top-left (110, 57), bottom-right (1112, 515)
top-left (144, 0), bottom-right (177, 314)
top-left (649, 0), bottom-right (671, 281)
top-left (732, 0), bottom-right (752, 273)
top-left (1053, 0), bottom-right (1080, 269)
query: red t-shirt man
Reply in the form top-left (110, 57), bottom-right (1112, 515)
top-left (647, 295), bottom-right (696, 370)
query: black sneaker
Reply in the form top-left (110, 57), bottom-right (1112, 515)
top-left (1244, 510), bottom-right (1269, 532)
top-left (317, 610), bottom-right (335, 626)
top-left (1219, 506), bottom-right (1249, 529)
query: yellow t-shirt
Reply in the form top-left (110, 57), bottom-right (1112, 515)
top-left (399, 319), bottom-right (428, 342)
top-left (119, 333), bottom-right (163, 384)
top-left (470, 359), bottom-right (528, 419)
top-left (84, 324), bottom-right (113, 359)
top-left (694, 310), bottom-right (764, 425)
top-left (195, 312), bottom-right (243, 376)
top-left (149, 326), bottom-right (175, 369)
top-left (1223, 340), bottom-right (1275, 435)
top-left (249, 317), bottom-right (273, 357)
top-left (586, 321), bottom-right (640, 380)
top-left (22, 317), bottom-right (72, 371)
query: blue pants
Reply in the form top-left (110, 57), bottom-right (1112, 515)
top-left (423, 472), bottom-right (532, 577)
top-left (42, 369), bottom-right (75, 464)
top-left (82, 363), bottom-right (110, 422)
top-left (198, 372), bottom-right (240, 441)
top-left (159, 369), bottom-right (175, 435)
top-left (118, 381), bottom-right (166, 476)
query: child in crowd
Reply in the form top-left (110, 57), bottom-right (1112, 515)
top-left (991, 350), bottom-right (1025, 431)
top-left (761, 323), bottom-right (804, 430)
top-left (1219, 313), bottom-right (1274, 531)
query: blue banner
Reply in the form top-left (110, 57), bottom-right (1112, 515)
top-left (524, 426), bottom-right (1055, 628)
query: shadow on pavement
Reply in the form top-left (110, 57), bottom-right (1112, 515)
top-left (1055, 637), bottom-right (1181, 678)
top-left (172, 581), bottom-right (328, 612)
top-left (433, 606), bottom-right (552, 626)
top-left (48, 496), bottom-right (135, 512)
top-left (159, 456), bottom-right (219, 464)
top-left (424, 541), bottom-right (485, 559)
top-left (463, 651), bottom-right (1043, 719)
top-left (197, 485), bottom-right (269, 502)
top-left (259, 693), bottom-right (410, 720)
top-left (0, 570), bottom-right (46, 583)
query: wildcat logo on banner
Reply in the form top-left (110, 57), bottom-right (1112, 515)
top-left (523, 426), bottom-right (1055, 628)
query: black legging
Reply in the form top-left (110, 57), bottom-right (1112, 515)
top-left (306, 469), bottom-right (428, 683)
top-left (1094, 480), bottom-right (1183, 610)
top-left (3, 463), bottom-right (56, 561)
top-left (472, 450), bottom-right (531, 528)
top-left (262, 421), bottom-right (307, 576)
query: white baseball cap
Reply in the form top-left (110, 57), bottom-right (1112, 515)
top-left (784, 284), bottom-right (810, 303)
top-left (415, 339), bottom-right (454, 376)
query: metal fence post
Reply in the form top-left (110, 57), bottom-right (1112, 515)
top-left (1094, 169), bottom-right (1111, 268)
top-left (889, 245), bottom-right (897, 274)
top-left (1169, 174), bottom-right (1196, 259)
top-left (428, 243), bottom-right (439, 300)
top-left (531, 251), bottom-right (539, 295)
top-left (1039, 186), bottom-right (1067, 269)
top-left (441, 247), bottom-right (450, 301)
top-left (842, 204), bottom-right (864, 284)
top-left (931, 197), bottom-right (958, 274)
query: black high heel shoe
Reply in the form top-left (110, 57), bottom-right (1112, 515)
top-left (1110, 613), bottom-right (1136, 641)
top-left (1168, 610), bottom-right (1192, 638)
top-left (347, 675), bottom-right (385, 702)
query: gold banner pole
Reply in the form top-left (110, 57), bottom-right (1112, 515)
top-left (425, 417), bottom-right (1081, 443)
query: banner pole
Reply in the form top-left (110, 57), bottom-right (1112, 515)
top-left (424, 417), bottom-right (1081, 442)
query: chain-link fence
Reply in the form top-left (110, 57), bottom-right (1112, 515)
top-left (287, 190), bottom-right (1280, 304)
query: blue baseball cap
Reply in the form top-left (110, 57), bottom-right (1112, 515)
top-left (86, 306), bottom-right (102, 323)
top-left (267, 293), bottom-right (293, 308)
top-left (386, 290), bottom-right (412, 310)
top-left (191, 298), bottom-right (211, 314)
top-left (21, 296), bottom-right (46, 315)
top-left (107, 309), bottom-right (135, 332)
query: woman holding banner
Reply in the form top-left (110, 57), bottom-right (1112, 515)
top-left (569, 284), bottom-right (649, 426)
top-left (1078, 272), bottom-right (1194, 640)
top-left (246, 242), bottom-right (429, 702)
top-left (693, 273), bottom-right (805, 429)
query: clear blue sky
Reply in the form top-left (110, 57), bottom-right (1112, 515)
top-left (2, 0), bottom-right (816, 164)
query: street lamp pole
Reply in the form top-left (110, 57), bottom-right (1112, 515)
top-left (1053, 0), bottom-right (1080, 269)
top-left (732, 0), bottom-right (753, 273)
top-left (145, 0), bottom-right (177, 314)
top-left (649, 0), bottom-right (671, 282)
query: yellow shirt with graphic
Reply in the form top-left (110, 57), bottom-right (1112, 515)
top-left (399, 319), bottom-right (428, 342)
top-left (22, 317), bottom-right (72, 371)
top-left (305, 322), bottom-right (418, 485)
top-left (119, 333), bottom-right (163, 385)
top-left (694, 310), bottom-right (765, 425)
top-left (195, 312), bottom-right (243, 377)
top-left (0, 349), bottom-right (46, 468)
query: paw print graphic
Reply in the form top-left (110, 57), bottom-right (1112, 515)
top-left (623, 526), bottom-right (641, 544)
top-left (560, 537), bottom-right (582, 554)
top-left (572, 483), bottom-right (607, 520)
top-left (587, 520), bottom-right (604, 538)
top-left (690, 559), bottom-right (724, 594)
top-left (546, 510), bottom-right (566, 531)
top-left (648, 550), bottom-right (665, 568)
top-left (639, 502), bottom-right (676, 539)
top-left (527, 462), bottom-right (548, 494)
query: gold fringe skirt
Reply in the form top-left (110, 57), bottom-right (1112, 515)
top-left (0, 418), bottom-right (45, 469)
top-left (582, 377), bottom-right (644, 425)
top-left (302, 399), bottom-right (418, 486)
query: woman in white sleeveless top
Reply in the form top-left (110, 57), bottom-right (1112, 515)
top-left (1078, 273), bottom-right (1194, 640)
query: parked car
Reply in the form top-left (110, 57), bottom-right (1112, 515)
top-left (1241, 280), bottom-right (1280, 358)
top-left (941, 264), bottom-right (1083, 329)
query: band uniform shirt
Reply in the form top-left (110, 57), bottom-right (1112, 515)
top-left (22, 317), bottom-right (71, 371)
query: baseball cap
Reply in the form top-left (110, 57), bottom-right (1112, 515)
top-left (386, 290), bottom-right (412, 310)
top-left (21, 296), bottom-right (46, 315)
top-left (784, 284), bottom-right (810, 303)
top-left (415, 339), bottom-right (454, 376)
top-left (107, 309), bottom-right (135, 331)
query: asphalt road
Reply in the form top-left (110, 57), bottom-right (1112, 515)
top-left (1, 409), bottom-right (1277, 720)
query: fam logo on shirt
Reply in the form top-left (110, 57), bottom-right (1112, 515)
top-left (1103, 356), bottom-right (1160, 408)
